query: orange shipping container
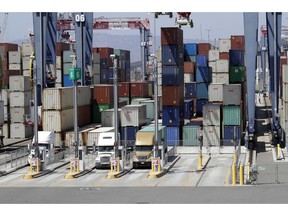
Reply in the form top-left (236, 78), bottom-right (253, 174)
top-left (219, 52), bottom-right (229, 60)
top-left (231, 35), bottom-right (245, 50)
top-left (184, 62), bottom-right (195, 73)
top-left (162, 85), bottom-right (184, 106)
top-left (92, 84), bottom-right (114, 104)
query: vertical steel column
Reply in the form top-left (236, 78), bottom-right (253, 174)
top-left (244, 13), bottom-right (259, 143)
top-left (140, 27), bottom-right (147, 81)
top-left (85, 12), bottom-right (93, 79)
top-left (113, 57), bottom-right (119, 158)
top-left (261, 35), bottom-right (267, 92)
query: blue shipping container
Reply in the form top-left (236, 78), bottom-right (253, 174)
top-left (121, 126), bottom-right (140, 147)
top-left (196, 99), bottom-right (208, 117)
top-left (184, 43), bottom-right (198, 56)
top-left (100, 68), bottom-right (108, 84)
top-left (196, 66), bottom-right (212, 83)
top-left (37, 85), bottom-right (42, 106)
top-left (196, 83), bottom-right (208, 99)
top-left (162, 66), bottom-right (184, 86)
top-left (63, 74), bottom-right (73, 87)
top-left (162, 45), bottom-right (184, 66)
top-left (184, 99), bottom-right (194, 119)
top-left (196, 55), bottom-right (208, 67)
top-left (223, 125), bottom-right (241, 146)
top-left (162, 106), bottom-right (183, 126)
top-left (100, 58), bottom-right (109, 69)
top-left (229, 50), bottom-right (245, 66)
top-left (166, 126), bottom-right (181, 146)
top-left (185, 82), bottom-right (197, 98)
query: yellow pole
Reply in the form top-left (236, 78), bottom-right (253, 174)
top-left (157, 158), bottom-right (160, 172)
top-left (36, 159), bottom-right (39, 173)
top-left (233, 151), bottom-right (237, 164)
top-left (277, 144), bottom-right (281, 158)
top-left (117, 158), bottom-right (120, 173)
top-left (232, 164), bottom-right (237, 185)
top-left (76, 159), bottom-right (79, 173)
top-left (247, 162), bottom-right (250, 181)
top-left (30, 163), bottom-right (32, 173)
top-left (198, 151), bottom-right (203, 171)
top-left (111, 161), bottom-right (113, 172)
top-left (239, 165), bottom-right (244, 185)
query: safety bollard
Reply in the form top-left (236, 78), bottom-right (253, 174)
top-left (277, 144), bottom-right (281, 158)
top-left (117, 158), bottom-right (120, 173)
top-left (247, 162), bottom-right (250, 181)
top-left (198, 151), bottom-right (203, 171)
top-left (36, 159), bottom-right (40, 173)
top-left (233, 151), bottom-right (237, 164)
top-left (239, 165), bottom-right (244, 185)
top-left (232, 164), bottom-right (237, 185)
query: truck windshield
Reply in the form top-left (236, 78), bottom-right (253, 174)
top-left (98, 146), bottom-right (114, 152)
top-left (135, 146), bottom-right (153, 151)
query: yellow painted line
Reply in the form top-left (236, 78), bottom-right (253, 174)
top-left (224, 166), bottom-right (231, 186)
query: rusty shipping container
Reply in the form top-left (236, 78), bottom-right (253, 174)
top-left (162, 85), bottom-right (184, 106)
top-left (93, 47), bottom-right (114, 58)
top-left (118, 82), bottom-right (130, 97)
top-left (78, 105), bottom-right (91, 127)
top-left (92, 84), bottom-right (113, 104)
top-left (56, 42), bottom-right (70, 56)
top-left (184, 62), bottom-right (195, 73)
top-left (219, 52), bottom-right (229, 60)
top-left (231, 35), bottom-right (245, 50)
top-left (197, 43), bottom-right (211, 55)
top-left (130, 82), bottom-right (149, 97)
top-left (161, 27), bottom-right (183, 45)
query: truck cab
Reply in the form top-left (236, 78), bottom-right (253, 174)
top-left (95, 132), bottom-right (120, 169)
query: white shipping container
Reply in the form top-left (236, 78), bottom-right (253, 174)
top-left (92, 53), bottom-right (100, 64)
top-left (9, 76), bottom-right (30, 92)
top-left (10, 123), bottom-right (33, 139)
top-left (121, 104), bottom-right (147, 127)
top-left (8, 64), bottom-right (21, 70)
top-left (55, 83), bottom-right (62, 88)
top-left (77, 86), bottom-right (91, 106)
top-left (22, 42), bottom-right (33, 56)
top-left (92, 63), bottom-right (100, 75)
top-left (56, 56), bottom-right (62, 69)
top-left (203, 125), bottom-right (221, 146)
top-left (223, 84), bottom-right (242, 105)
top-left (10, 107), bottom-right (29, 123)
top-left (101, 109), bottom-right (121, 127)
top-left (283, 64), bottom-right (288, 83)
top-left (203, 104), bottom-right (221, 126)
top-left (87, 127), bottom-right (115, 146)
top-left (0, 101), bottom-right (4, 125)
top-left (93, 75), bottom-right (100, 84)
top-left (42, 87), bottom-right (73, 110)
top-left (158, 86), bottom-right (162, 97)
top-left (22, 56), bottom-right (30, 70)
top-left (283, 83), bottom-right (288, 102)
top-left (208, 50), bottom-right (220, 62)
top-left (22, 70), bottom-right (30, 77)
top-left (0, 89), bottom-right (9, 105)
top-left (4, 105), bottom-right (8, 122)
top-left (54, 132), bottom-right (63, 147)
top-left (212, 73), bottom-right (229, 84)
top-left (184, 73), bottom-right (194, 83)
top-left (42, 109), bottom-right (74, 132)
top-left (8, 51), bottom-right (21, 64)
top-left (65, 131), bottom-right (83, 148)
top-left (56, 69), bottom-right (62, 83)
top-left (3, 123), bottom-right (9, 138)
top-left (216, 59), bottom-right (229, 72)
top-left (219, 39), bottom-right (231, 53)
top-left (208, 83), bottom-right (224, 102)
top-left (209, 61), bottom-right (216, 73)
top-left (10, 91), bottom-right (32, 107)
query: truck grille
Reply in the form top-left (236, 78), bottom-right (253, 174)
top-left (100, 157), bottom-right (110, 163)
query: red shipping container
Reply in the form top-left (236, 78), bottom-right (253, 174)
top-left (93, 47), bottom-right (114, 58)
top-left (219, 52), bottom-right (229, 60)
top-left (56, 42), bottom-right (70, 56)
top-left (92, 84), bottom-right (113, 104)
top-left (78, 105), bottom-right (91, 126)
top-left (161, 27), bottom-right (183, 45)
top-left (118, 82), bottom-right (130, 97)
top-left (184, 62), bottom-right (195, 73)
top-left (197, 43), bottom-right (211, 55)
top-left (130, 82), bottom-right (149, 97)
top-left (231, 35), bottom-right (245, 50)
top-left (0, 43), bottom-right (18, 70)
top-left (162, 85), bottom-right (184, 106)
top-left (3, 70), bottom-right (21, 87)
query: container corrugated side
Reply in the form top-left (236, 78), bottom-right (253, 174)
top-left (43, 87), bottom-right (73, 110)
top-left (0, 101), bottom-right (3, 125)
top-left (120, 104), bottom-right (147, 127)
top-left (223, 125), bottom-right (241, 146)
top-left (10, 107), bottom-right (29, 123)
top-left (21, 42), bottom-right (33, 56)
top-left (0, 89), bottom-right (9, 106)
top-left (208, 83), bottom-right (224, 102)
top-left (203, 104), bottom-right (221, 126)
top-left (10, 123), bottom-right (33, 139)
top-left (184, 74), bottom-right (194, 83)
top-left (209, 61), bottom-right (216, 73)
top-left (65, 131), bottom-right (83, 148)
top-left (9, 76), bottom-right (30, 92)
top-left (3, 123), bottom-right (10, 138)
top-left (216, 59), bottom-right (229, 72)
top-left (87, 127), bottom-right (115, 146)
top-left (162, 66), bottom-right (184, 86)
top-left (208, 50), bottom-right (219, 62)
top-left (196, 83), bottom-right (208, 99)
top-left (77, 86), bottom-right (91, 106)
top-left (162, 106), bottom-right (183, 126)
top-left (54, 132), bottom-right (63, 147)
top-left (223, 84), bottom-right (242, 105)
top-left (101, 109), bottom-right (121, 127)
top-left (219, 39), bottom-right (231, 53)
top-left (161, 45), bottom-right (184, 66)
top-left (183, 123), bottom-right (201, 146)
top-left (166, 126), bottom-right (180, 146)
top-left (283, 83), bottom-right (288, 102)
top-left (121, 126), bottom-right (139, 147)
top-left (203, 125), bottom-right (220, 146)
top-left (223, 105), bottom-right (241, 126)
top-left (42, 109), bottom-right (74, 132)
top-left (9, 91), bottom-right (32, 107)
top-left (8, 51), bottom-right (21, 64)
top-left (283, 64), bottom-right (288, 83)
top-left (139, 100), bottom-right (154, 119)
top-left (212, 73), bottom-right (229, 84)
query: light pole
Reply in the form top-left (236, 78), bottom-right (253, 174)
top-left (206, 29), bottom-right (212, 43)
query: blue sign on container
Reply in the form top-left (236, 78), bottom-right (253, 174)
top-left (121, 126), bottom-right (140, 148)
top-left (162, 45), bottom-right (184, 66)
top-left (63, 74), bottom-right (74, 87)
top-left (166, 126), bottom-right (181, 146)
top-left (184, 99), bottom-right (194, 119)
top-left (196, 54), bottom-right (208, 67)
top-left (229, 50), bottom-right (245, 66)
top-left (162, 66), bottom-right (184, 86)
top-left (185, 82), bottom-right (197, 98)
top-left (223, 125), bottom-right (241, 146)
top-left (184, 43), bottom-right (198, 56)
top-left (195, 99), bottom-right (208, 117)
top-left (162, 106), bottom-right (183, 126)
top-left (196, 66), bottom-right (212, 83)
top-left (196, 83), bottom-right (208, 99)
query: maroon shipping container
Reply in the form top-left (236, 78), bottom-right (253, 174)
top-left (0, 43), bottom-right (18, 70)
top-left (93, 47), bottom-right (114, 58)
top-left (197, 43), bottom-right (211, 55)
top-left (231, 35), bottom-right (245, 50)
top-left (78, 105), bottom-right (91, 126)
top-left (162, 85), bottom-right (184, 106)
top-left (92, 84), bottom-right (113, 104)
top-left (118, 100), bottom-right (128, 108)
top-left (3, 70), bottom-right (22, 86)
top-left (130, 82), bottom-right (149, 97)
top-left (118, 82), bottom-right (130, 97)
top-left (123, 50), bottom-right (130, 60)
top-left (161, 27), bottom-right (183, 45)
top-left (219, 52), bottom-right (229, 60)
top-left (184, 62), bottom-right (195, 73)
top-left (56, 42), bottom-right (70, 56)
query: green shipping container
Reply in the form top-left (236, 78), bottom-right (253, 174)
top-left (139, 100), bottom-right (154, 119)
top-left (92, 103), bottom-right (113, 123)
top-left (184, 55), bottom-right (196, 62)
top-left (223, 106), bottom-right (241, 126)
top-left (229, 66), bottom-right (245, 83)
top-left (182, 123), bottom-right (201, 146)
